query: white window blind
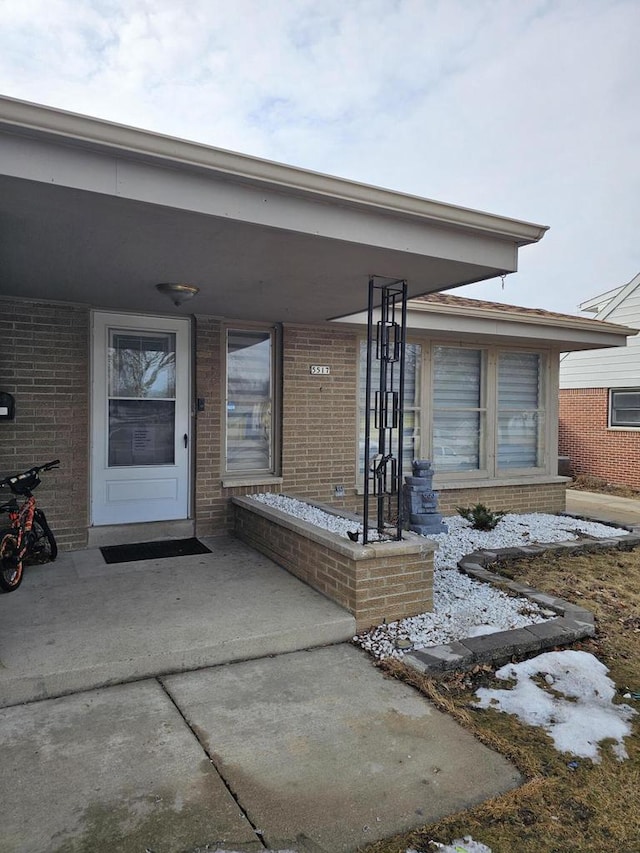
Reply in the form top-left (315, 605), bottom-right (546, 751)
top-left (497, 352), bottom-right (543, 469)
top-left (432, 347), bottom-right (485, 472)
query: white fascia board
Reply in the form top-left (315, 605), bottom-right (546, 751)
top-left (0, 94), bottom-right (548, 246)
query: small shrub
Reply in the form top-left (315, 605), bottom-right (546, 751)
top-left (456, 503), bottom-right (506, 531)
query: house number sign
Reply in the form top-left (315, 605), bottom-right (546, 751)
top-left (310, 365), bottom-right (330, 375)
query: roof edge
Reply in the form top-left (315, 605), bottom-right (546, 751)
top-left (592, 272), bottom-right (640, 322)
top-left (0, 95), bottom-right (548, 245)
top-left (408, 297), bottom-right (636, 335)
top-left (578, 285), bottom-right (624, 313)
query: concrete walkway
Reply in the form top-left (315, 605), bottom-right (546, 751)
top-left (0, 646), bottom-right (521, 853)
top-left (565, 488), bottom-right (640, 527)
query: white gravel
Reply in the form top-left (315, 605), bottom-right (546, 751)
top-left (251, 492), bottom-right (384, 539)
top-left (248, 493), bottom-right (626, 659)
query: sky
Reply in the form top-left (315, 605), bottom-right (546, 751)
top-left (1, 0), bottom-right (638, 315)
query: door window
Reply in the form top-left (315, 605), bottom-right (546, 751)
top-left (107, 331), bottom-right (176, 467)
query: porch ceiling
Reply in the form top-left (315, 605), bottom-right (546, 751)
top-left (0, 97), bottom-right (548, 324)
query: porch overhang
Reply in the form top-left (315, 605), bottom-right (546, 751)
top-left (0, 96), bottom-right (548, 323)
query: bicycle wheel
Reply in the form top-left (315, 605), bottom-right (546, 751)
top-left (29, 509), bottom-right (58, 563)
top-left (0, 532), bottom-right (23, 592)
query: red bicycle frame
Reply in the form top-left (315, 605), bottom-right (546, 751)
top-left (5, 493), bottom-right (36, 563)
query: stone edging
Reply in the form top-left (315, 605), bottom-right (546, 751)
top-left (404, 526), bottom-right (640, 676)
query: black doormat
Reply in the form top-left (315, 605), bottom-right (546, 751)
top-left (100, 537), bottom-right (212, 564)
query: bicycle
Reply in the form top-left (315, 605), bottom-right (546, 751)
top-left (0, 459), bottom-right (60, 593)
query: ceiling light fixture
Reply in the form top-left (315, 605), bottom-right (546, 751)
top-left (156, 282), bottom-right (200, 307)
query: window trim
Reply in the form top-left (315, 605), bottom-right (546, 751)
top-left (609, 387), bottom-right (640, 430)
top-left (221, 323), bottom-right (281, 481)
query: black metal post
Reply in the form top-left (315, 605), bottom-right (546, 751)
top-left (362, 278), bottom-right (374, 545)
top-left (362, 277), bottom-right (408, 543)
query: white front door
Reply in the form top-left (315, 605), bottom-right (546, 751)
top-left (91, 312), bottom-right (191, 526)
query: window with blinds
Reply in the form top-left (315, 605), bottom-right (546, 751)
top-left (357, 340), bottom-right (421, 480)
top-left (226, 329), bottom-right (274, 473)
top-left (356, 341), bottom-right (549, 482)
top-left (432, 346), bottom-right (486, 472)
top-left (610, 389), bottom-right (640, 427)
top-left (497, 352), bottom-right (544, 469)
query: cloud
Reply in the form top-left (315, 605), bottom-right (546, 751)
top-left (1, 0), bottom-right (639, 313)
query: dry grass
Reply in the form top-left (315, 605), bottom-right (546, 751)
top-left (568, 474), bottom-right (640, 500)
top-left (360, 546), bottom-right (640, 853)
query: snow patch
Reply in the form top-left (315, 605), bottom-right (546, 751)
top-left (408, 838), bottom-right (493, 853)
top-left (475, 650), bottom-right (636, 762)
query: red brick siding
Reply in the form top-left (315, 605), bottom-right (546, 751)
top-left (559, 387), bottom-right (640, 488)
top-left (0, 299), bottom-right (89, 549)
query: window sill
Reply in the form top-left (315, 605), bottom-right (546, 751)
top-left (222, 475), bottom-right (283, 489)
top-left (436, 474), bottom-right (567, 490)
top-left (355, 473), bottom-right (567, 495)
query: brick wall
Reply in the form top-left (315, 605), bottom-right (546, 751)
top-left (193, 315), bottom-right (225, 535)
top-left (438, 481), bottom-right (567, 516)
top-left (194, 319), bottom-right (359, 537)
top-left (281, 325), bottom-right (358, 507)
top-left (559, 387), bottom-right (640, 488)
top-left (0, 300), bottom-right (569, 551)
top-left (196, 318), bottom-right (567, 534)
top-left (233, 496), bottom-right (434, 632)
top-left (0, 298), bottom-right (89, 549)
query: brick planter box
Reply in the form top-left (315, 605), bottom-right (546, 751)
top-left (232, 496), bottom-right (436, 632)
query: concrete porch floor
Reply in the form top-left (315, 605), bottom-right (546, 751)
top-left (0, 535), bottom-right (356, 708)
top-left (0, 535), bottom-right (523, 853)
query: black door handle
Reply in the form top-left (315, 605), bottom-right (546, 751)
top-left (183, 433), bottom-right (188, 448)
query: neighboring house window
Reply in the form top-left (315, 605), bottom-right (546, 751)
top-left (432, 346), bottom-right (486, 473)
top-left (225, 328), bottom-right (275, 474)
top-left (357, 340), bottom-right (421, 479)
top-left (497, 352), bottom-right (545, 469)
top-left (609, 389), bottom-right (640, 427)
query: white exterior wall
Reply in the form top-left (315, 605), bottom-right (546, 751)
top-left (560, 281), bottom-right (640, 389)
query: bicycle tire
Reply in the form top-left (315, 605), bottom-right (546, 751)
top-left (30, 509), bottom-right (58, 563)
top-left (0, 532), bottom-right (23, 592)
